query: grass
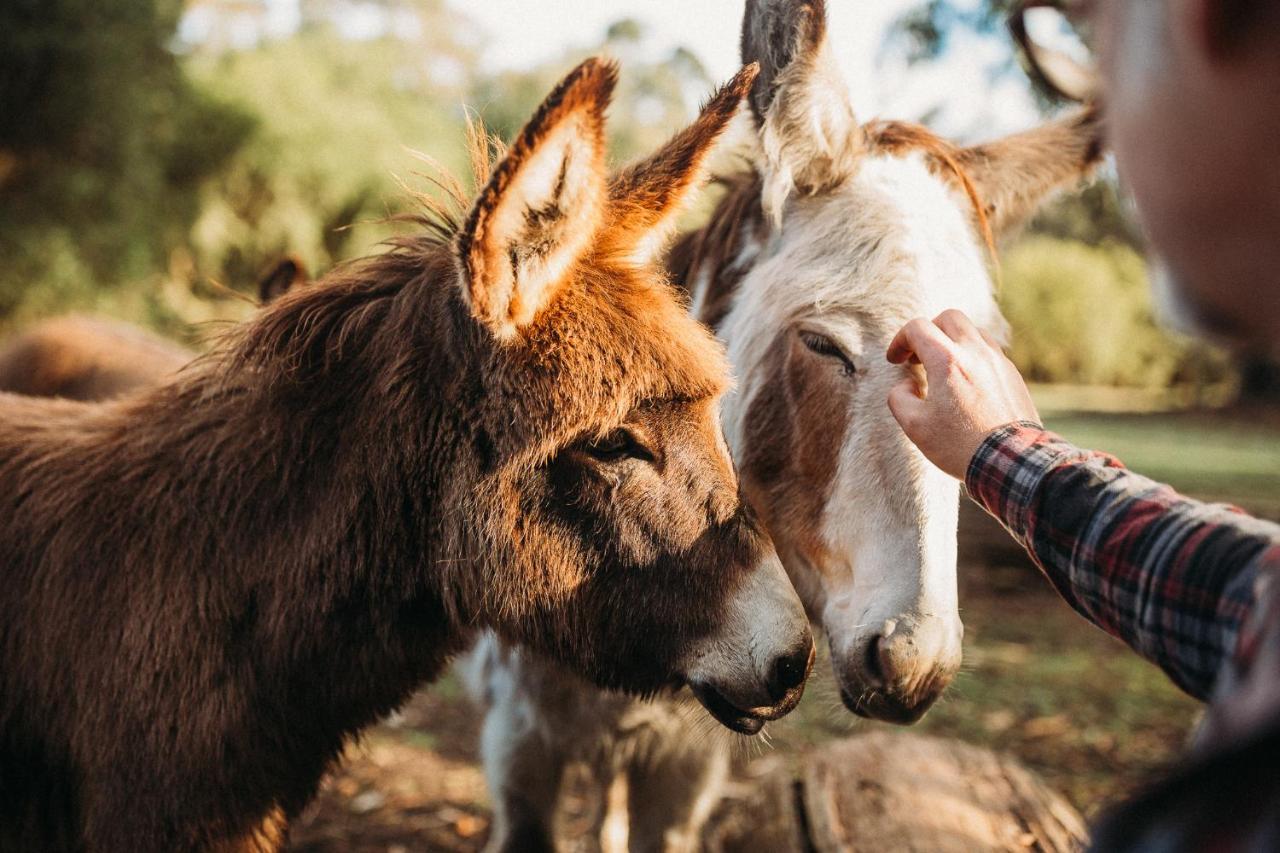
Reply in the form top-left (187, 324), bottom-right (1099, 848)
top-left (1041, 411), bottom-right (1280, 514)
top-left (1032, 389), bottom-right (1280, 515)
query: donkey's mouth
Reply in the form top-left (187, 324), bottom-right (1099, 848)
top-left (686, 676), bottom-right (773, 732)
top-left (840, 688), bottom-right (933, 726)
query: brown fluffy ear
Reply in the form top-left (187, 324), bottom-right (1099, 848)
top-left (258, 256), bottom-right (310, 304)
top-left (456, 58), bottom-right (616, 338)
top-left (604, 64), bottom-right (759, 265)
top-left (740, 0), bottom-right (861, 219)
top-left (958, 106), bottom-right (1106, 237)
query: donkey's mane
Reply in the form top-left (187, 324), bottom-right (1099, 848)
top-left (670, 119), bottom-right (998, 327)
top-left (863, 120), bottom-right (998, 267)
top-left (670, 119), bottom-right (1001, 326)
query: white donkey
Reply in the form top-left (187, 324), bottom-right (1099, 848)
top-left (466, 1), bottom-right (1104, 849)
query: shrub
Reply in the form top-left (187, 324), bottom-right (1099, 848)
top-left (998, 236), bottom-right (1233, 390)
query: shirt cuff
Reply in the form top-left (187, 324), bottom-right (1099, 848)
top-left (964, 420), bottom-right (1120, 539)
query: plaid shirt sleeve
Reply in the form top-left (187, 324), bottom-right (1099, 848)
top-left (965, 421), bottom-right (1280, 700)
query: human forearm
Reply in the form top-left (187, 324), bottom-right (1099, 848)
top-left (967, 422), bottom-right (1276, 699)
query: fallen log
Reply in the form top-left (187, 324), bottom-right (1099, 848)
top-left (704, 731), bottom-right (1088, 853)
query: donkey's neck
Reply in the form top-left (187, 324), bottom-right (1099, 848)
top-left (6, 267), bottom-right (475, 743)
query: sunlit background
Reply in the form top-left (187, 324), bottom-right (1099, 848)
top-left (1, 1), bottom-right (1277, 847)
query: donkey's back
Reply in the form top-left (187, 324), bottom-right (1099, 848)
top-left (0, 316), bottom-right (192, 401)
top-left (0, 259), bottom-right (307, 403)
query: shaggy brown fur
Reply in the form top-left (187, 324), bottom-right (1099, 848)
top-left (0, 59), bottom-right (798, 852)
top-left (0, 257), bottom-right (311, 402)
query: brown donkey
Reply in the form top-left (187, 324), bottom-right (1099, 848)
top-left (0, 59), bottom-right (812, 852)
top-left (469, 2), bottom-right (1106, 849)
top-left (0, 257), bottom-right (310, 401)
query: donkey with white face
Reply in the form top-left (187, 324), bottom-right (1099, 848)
top-left (706, 0), bottom-right (1102, 721)
top-left (469, 1), bottom-right (1104, 848)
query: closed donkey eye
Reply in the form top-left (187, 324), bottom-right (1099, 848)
top-left (582, 428), bottom-right (656, 464)
top-left (799, 331), bottom-right (857, 377)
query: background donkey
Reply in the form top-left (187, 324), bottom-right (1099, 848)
top-left (469, 1), bottom-right (1105, 849)
top-left (0, 59), bottom-right (814, 852)
top-left (0, 256), bottom-right (309, 401)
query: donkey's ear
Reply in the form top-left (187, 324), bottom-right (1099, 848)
top-left (456, 58), bottom-right (615, 338)
top-left (741, 0), bottom-right (861, 218)
top-left (604, 65), bottom-right (759, 265)
top-left (258, 256), bottom-right (310, 304)
top-left (958, 106), bottom-right (1106, 237)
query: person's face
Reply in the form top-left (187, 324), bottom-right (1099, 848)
top-left (1088, 0), bottom-right (1280, 343)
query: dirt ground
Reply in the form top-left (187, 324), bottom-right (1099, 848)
top-left (288, 687), bottom-right (489, 852)
top-left (286, 545), bottom-right (1201, 851)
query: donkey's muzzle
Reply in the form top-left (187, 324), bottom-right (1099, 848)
top-left (690, 635), bottom-right (813, 734)
top-left (841, 684), bottom-right (943, 726)
top-left (838, 622), bottom-right (960, 725)
top-left (681, 541), bottom-right (813, 733)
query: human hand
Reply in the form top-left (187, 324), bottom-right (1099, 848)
top-left (886, 310), bottom-right (1040, 481)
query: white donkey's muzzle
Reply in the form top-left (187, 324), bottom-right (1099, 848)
top-left (834, 613), bottom-right (963, 725)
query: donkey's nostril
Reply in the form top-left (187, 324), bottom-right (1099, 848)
top-left (864, 635), bottom-right (886, 686)
top-left (768, 643), bottom-right (814, 703)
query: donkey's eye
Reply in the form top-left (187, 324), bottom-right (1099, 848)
top-left (800, 331), bottom-right (857, 377)
top-left (582, 429), bottom-right (655, 464)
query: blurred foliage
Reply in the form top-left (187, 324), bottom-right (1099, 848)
top-left (0, 0), bottom-right (253, 326)
top-left (183, 28), bottom-right (475, 297)
top-left (469, 18), bottom-right (711, 165)
top-left (1000, 237), bottom-right (1233, 389)
top-left (0, 0), bottom-right (1252, 395)
top-left (893, 0), bottom-right (1017, 64)
top-left (0, 0), bottom-right (712, 337)
top-left (1029, 180), bottom-right (1144, 251)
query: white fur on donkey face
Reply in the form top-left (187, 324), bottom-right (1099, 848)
top-left (719, 151), bottom-right (1004, 717)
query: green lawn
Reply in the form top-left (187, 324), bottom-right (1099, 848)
top-left (1034, 397), bottom-right (1280, 517)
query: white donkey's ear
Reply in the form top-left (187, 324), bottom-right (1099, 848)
top-left (741, 0), bottom-right (862, 221)
top-left (456, 58), bottom-right (616, 339)
top-left (958, 106), bottom-right (1106, 237)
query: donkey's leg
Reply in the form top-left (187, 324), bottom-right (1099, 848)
top-left (622, 714), bottom-right (730, 853)
top-left (480, 666), bottom-right (567, 853)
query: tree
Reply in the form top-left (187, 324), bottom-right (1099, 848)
top-left (892, 0), bottom-right (1018, 64)
top-left (0, 0), bottom-right (251, 320)
top-left (467, 18), bottom-right (713, 166)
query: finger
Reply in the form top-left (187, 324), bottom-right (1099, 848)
top-left (933, 309), bottom-right (985, 346)
top-left (978, 328), bottom-right (1005, 351)
top-left (886, 318), bottom-right (960, 378)
top-left (887, 377), bottom-right (926, 428)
